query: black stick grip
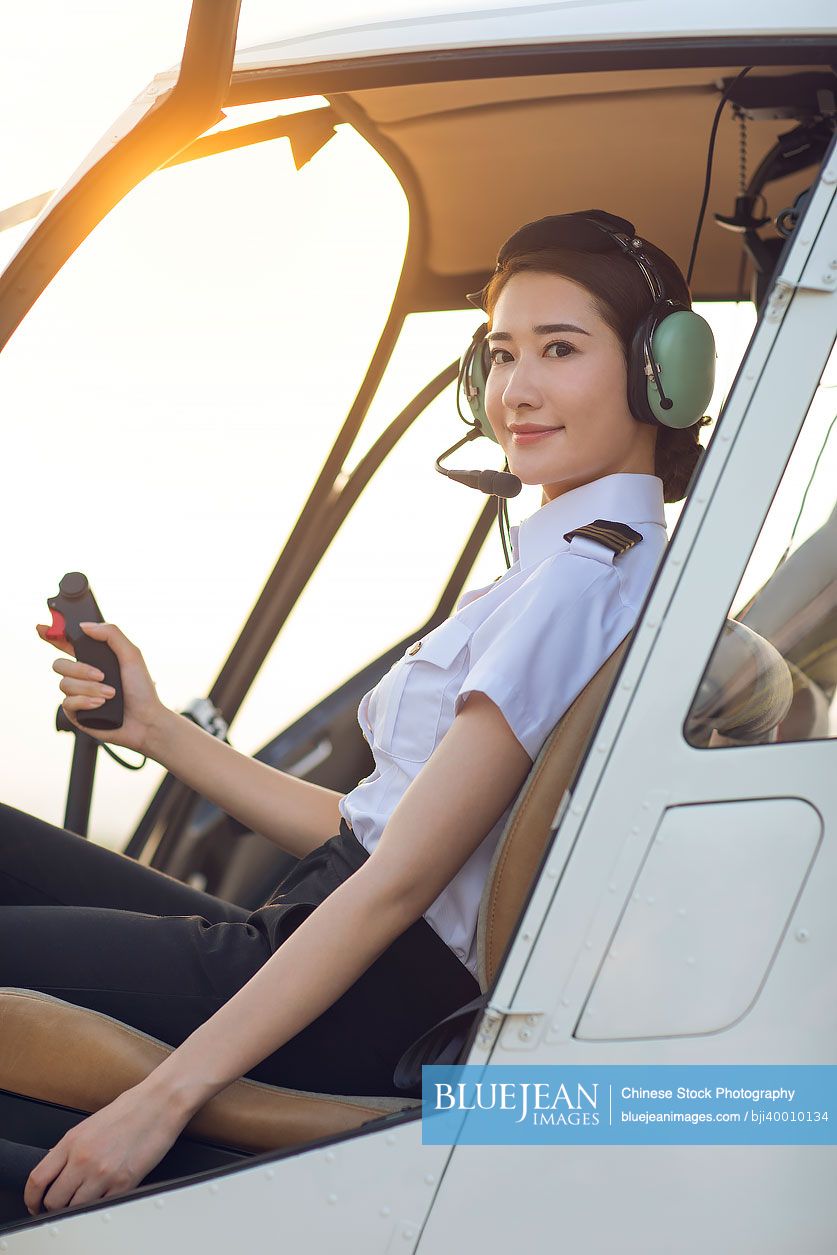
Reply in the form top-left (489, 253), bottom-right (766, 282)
top-left (46, 572), bottom-right (124, 730)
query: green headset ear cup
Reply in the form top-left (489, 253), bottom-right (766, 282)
top-left (463, 323), bottom-right (499, 443)
top-left (628, 307), bottom-right (716, 429)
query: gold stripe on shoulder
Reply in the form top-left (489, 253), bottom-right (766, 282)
top-left (562, 518), bottom-right (643, 555)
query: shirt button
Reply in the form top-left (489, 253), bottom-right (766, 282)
top-left (407, 641), bottom-right (422, 655)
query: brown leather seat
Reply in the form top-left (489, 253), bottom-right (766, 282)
top-left (475, 634), bottom-right (633, 989)
top-left (0, 620), bottom-right (792, 1155)
top-left (0, 987), bottom-right (413, 1154)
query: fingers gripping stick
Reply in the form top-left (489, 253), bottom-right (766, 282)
top-left (46, 572), bottom-right (124, 730)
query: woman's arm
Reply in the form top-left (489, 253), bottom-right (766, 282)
top-left (145, 707), bottom-right (346, 862)
top-left (41, 619), bottom-right (346, 862)
top-left (142, 690), bottom-right (533, 1119)
top-left (24, 691), bottom-right (532, 1212)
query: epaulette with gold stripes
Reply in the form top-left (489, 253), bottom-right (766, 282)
top-left (562, 518), bottom-right (643, 555)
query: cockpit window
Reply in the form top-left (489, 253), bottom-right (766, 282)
top-left (2, 112), bottom-right (406, 841)
top-left (685, 338), bottom-right (837, 748)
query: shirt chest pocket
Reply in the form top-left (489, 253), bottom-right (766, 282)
top-left (372, 616), bottom-right (473, 764)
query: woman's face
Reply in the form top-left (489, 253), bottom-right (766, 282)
top-left (484, 270), bottom-right (657, 501)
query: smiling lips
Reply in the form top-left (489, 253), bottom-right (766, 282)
top-left (509, 424), bottom-right (565, 444)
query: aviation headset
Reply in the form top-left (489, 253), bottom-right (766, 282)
top-left (459, 208), bottom-right (716, 439)
top-left (436, 208), bottom-right (717, 566)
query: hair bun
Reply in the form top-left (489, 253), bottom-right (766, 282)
top-left (655, 416), bottom-right (711, 502)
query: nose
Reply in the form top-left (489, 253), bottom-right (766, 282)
top-left (500, 352), bottom-right (542, 413)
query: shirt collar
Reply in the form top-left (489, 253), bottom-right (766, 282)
top-left (510, 473), bottom-right (666, 569)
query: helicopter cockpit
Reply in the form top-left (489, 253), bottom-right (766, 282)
top-left (0, 2), bottom-right (835, 1243)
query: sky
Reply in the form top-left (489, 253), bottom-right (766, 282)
top-left (0, 3), bottom-right (830, 849)
top-left (0, 1), bottom-right (475, 843)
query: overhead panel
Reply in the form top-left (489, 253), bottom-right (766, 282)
top-left (348, 63), bottom-right (832, 301)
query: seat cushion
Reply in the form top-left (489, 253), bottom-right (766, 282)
top-left (0, 988), bottom-right (419, 1154)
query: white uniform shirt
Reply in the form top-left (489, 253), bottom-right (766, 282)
top-left (339, 472), bottom-right (668, 979)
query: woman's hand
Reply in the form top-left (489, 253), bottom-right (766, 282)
top-left (35, 620), bottom-right (167, 756)
top-left (23, 1081), bottom-right (188, 1216)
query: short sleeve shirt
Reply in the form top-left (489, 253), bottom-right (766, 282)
top-left (339, 472), bottom-right (668, 979)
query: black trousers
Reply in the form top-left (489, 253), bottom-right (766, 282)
top-left (0, 802), bottom-right (480, 1098)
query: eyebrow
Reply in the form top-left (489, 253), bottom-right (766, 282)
top-left (487, 323), bottom-right (591, 341)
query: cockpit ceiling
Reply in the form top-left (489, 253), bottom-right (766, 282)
top-left (340, 63), bottom-right (832, 305)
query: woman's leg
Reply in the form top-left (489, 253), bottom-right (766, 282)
top-left (0, 801), bottom-right (248, 923)
top-left (0, 898), bottom-right (479, 1098)
top-left (0, 808), bottom-right (480, 1097)
top-left (0, 802), bottom-right (287, 1076)
top-left (0, 904), bottom-right (271, 1051)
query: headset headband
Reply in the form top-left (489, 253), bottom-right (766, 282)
top-left (466, 209), bottom-right (666, 311)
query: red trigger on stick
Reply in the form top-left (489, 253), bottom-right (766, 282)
top-left (46, 609), bottom-right (67, 640)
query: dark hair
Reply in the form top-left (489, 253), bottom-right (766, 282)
top-left (482, 240), bottom-right (712, 503)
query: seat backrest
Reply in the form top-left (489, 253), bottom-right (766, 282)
top-left (475, 616), bottom-right (795, 992)
top-left (476, 633), bottom-right (632, 991)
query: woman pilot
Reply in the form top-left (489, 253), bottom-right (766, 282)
top-left (5, 208), bottom-right (713, 1214)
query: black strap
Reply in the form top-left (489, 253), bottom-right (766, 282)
top-left (392, 992), bottom-right (490, 1096)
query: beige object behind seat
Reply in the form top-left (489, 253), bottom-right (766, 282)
top-left (0, 619), bottom-right (791, 1155)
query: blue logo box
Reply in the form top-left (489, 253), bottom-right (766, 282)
top-left (421, 1065), bottom-right (837, 1145)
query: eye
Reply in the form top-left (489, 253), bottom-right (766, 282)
top-left (544, 341), bottom-right (576, 358)
top-left (489, 347), bottom-right (512, 365)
